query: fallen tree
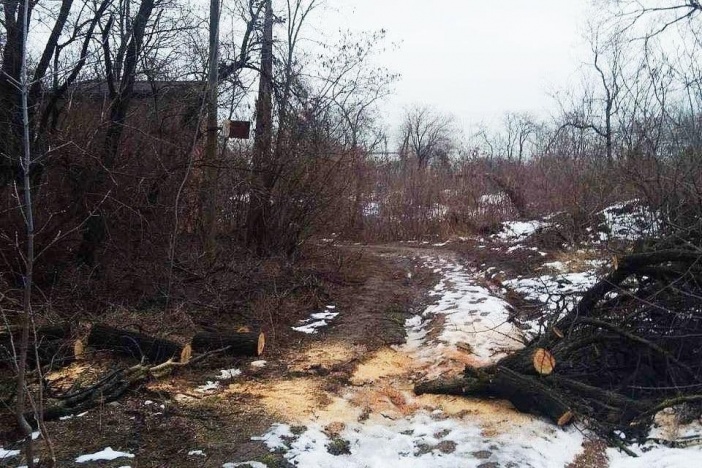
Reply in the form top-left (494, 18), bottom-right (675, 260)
top-left (10, 325), bottom-right (267, 427)
top-left (191, 328), bottom-right (265, 357)
top-left (415, 246), bottom-right (702, 438)
top-left (87, 324), bottom-right (187, 363)
top-left (87, 324), bottom-right (266, 362)
top-left (0, 324), bottom-right (78, 368)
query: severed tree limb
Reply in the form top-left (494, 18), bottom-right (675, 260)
top-left (415, 366), bottom-right (574, 426)
top-left (554, 250), bottom-right (701, 334)
top-left (576, 317), bottom-right (700, 382)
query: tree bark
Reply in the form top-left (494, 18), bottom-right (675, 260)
top-left (415, 366), bottom-right (573, 426)
top-left (246, 0), bottom-right (274, 254)
top-left (87, 324), bottom-right (184, 363)
top-left (191, 329), bottom-right (265, 357)
top-left (0, 325), bottom-right (75, 368)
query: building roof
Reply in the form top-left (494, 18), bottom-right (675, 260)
top-left (65, 80), bottom-right (206, 100)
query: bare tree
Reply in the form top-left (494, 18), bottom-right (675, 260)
top-left (501, 112), bottom-right (540, 162)
top-left (399, 105), bottom-right (455, 169)
top-left (610, 0), bottom-right (702, 37)
top-left (12, 0), bottom-right (37, 464)
top-left (560, 27), bottom-right (626, 161)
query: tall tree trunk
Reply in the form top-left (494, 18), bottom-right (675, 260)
top-left (0, 1), bottom-right (27, 186)
top-left (246, 0), bottom-right (274, 254)
top-left (77, 0), bottom-right (155, 265)
top-left (15, 0), bottom-right (36, 464)
top-left (200, 0), bottom-right (221, 260)
top-left (103, 0), bottom-right (156, 168)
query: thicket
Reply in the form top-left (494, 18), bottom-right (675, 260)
top-left (2, 0), bottom-right (702, 461)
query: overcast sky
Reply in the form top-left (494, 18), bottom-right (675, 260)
top-left (318, 0), bottom-right (595, 132)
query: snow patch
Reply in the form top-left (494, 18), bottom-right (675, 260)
top-left (0, 447), bottom-right (20, 459)
top-left (504, 271), bottom-right (599, 336)
top-left (223, 462), bottom-right (267, 468)
top-left (255, 414), bottom-right (584, 468)
top-left (293, 308), bottom-right (339, 334)
top-left (401, 257), bottom-right (525, 373)
top-left (75, 447), bottom-right (134, 463)
top-left (216, 368), bottom-right (242, 380)
top-left (599, 201), bottom-right (660, 241)
top-left (607, 443), bottom-right (702, 467)
top-left (496, 220), bottom-right (549, 243)
top-left (195, 381), bottom-right (221, 393)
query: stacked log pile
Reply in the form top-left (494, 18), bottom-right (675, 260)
top-left (416, 247), bottom-right (702, 438)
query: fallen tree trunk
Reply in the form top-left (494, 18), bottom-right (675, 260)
top-left (191, 328), bottom-right (265, 356)
top-left (0, 324), bottom-right (76, 368)
top-left (87, 324), bottom-right (185, 363)
top-left (415, 366), bottom-right (573, 426)
top-left (416, 246), bottom-right (702, 436)
top-left (493, 347), bottom-right (556, 376)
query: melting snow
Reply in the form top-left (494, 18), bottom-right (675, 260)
top-left (59, 410), bottom-right (88, 421)
top-left (251, 360), bottom-right (267, 368)
top-left (293, 307), bottom-right (339, 334)
top-left (402, 257), bottom-right (524, 372)
top-left (249, 256), bottom-right (586, 467)
top-left (543, 261), bottom-right (567, 272)
top-left (195, 381), bottom-right (221, 393)
top-left (217, 368), bottom-right (242, 380)
top-left (599, 201), bottom-right (660, 241)
top-left (504, 271), bottom-right (599, 336)
top-left (0, 448), bottom-right (20, 460)
top-left (187, 450), bottom-right (206, 456)
top-left (496, 220), bottom-right (549, 242)
top-left (255, 414), bottom-right (584, 468)
top-left (75, 447), bottom-right (134, 463)
top-left (223, 462), bottom-right (267, 468)
top-left (607, 443), bottom-right (702, 467)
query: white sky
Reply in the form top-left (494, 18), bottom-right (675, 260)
top-left (317, 0), bottom-right (595, 131)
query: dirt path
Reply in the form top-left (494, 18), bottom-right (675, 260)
top-left (213, 246), bottom-right (589, 468)
top-left (3, 245), bottom-right (597, 467)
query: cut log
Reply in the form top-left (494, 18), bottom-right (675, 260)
top-left (0, 324), bottom-right (75, 368)
top-left (87, 324), bottom-right (184, 363)
top-left (415, 366), bottom-right (574, 426)
top-left (414, 376), bottom-right (489, 396)
top-left (191, 329), bottom-right (265, 357)
top-left (532, 348), bottom-right (556, 375)
top-left (490, 346), bottom-right (557, 378)
top-left (490, 367), bottom-right (573, 426)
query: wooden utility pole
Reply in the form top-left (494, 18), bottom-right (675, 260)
top-left (202, 0), bottom-right (220, 260)
top-left (246, 0), bottom-right (274, 253)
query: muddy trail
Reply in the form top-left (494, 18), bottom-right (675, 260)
top-left (209, 245), bottom-right (590, 468)
top-left (1, 244), bottom-right (598, 467)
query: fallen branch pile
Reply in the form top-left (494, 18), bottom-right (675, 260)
top-left (416, 246), bottom-right (702, 438)
top-left (30, 347), bottom-right (227, 426)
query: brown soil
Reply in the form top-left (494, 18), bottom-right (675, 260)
top-left (1, 240), bottom-right (621, 468)
top-left (0, 243), bottom-right (436, 467)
